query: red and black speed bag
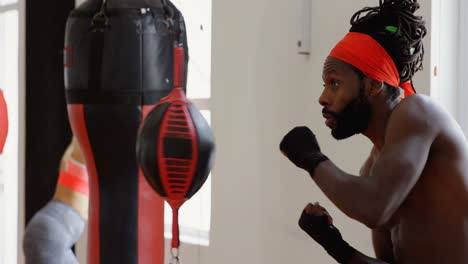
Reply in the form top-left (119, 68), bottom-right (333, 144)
top-left (136, 88), bottom-right (215, 202)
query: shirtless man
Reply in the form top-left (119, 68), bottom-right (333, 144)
top-left (280, 0), bottom-right (468, 263)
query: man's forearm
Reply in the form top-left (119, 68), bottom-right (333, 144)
top-left (312, 160), bottom-right (383, 227)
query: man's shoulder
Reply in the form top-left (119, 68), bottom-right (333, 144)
top-left (393, 94), bottom-right (441, 123)
top-left (395, 94), bottom-right (433, 114)
top-left (388, 94), bottom-right (441, 138)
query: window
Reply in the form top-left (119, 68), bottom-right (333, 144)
top-left (164, 0), bottom-right (212, 246)
top-left (458, 0), bottom-right (468, 133)
top-left (0, 0), bottom-right (20, 263)
top-left (431, 0), bottom-right (468, 132)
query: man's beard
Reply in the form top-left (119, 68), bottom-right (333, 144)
top-left (323, 91), bottom-right (372, 140)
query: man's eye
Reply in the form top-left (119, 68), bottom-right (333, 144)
top-left (331, 80), bottom-right (339, 88)
top-left (323, 79), bottom-right (340, 90)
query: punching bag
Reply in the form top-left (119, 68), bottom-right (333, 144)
top-left (136, 46), bottom-right (215, 263)
top-left (64, 0), bottom-right (188, 263)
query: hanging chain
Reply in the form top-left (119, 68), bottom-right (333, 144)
top-left (168, 247), bottom-right (180, 264)
top-left (91, 0), bottom-right (110, 31)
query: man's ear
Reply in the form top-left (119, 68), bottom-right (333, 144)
top-left (365, 78), bottom-right (384, 97)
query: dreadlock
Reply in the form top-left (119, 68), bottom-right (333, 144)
top-left (349, 0), bottom-right (426, 99)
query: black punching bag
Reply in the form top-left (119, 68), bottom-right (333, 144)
top-left (64, 0), bottom-right (188, 263)
top-left (136, 46), bottom-right (215, 263)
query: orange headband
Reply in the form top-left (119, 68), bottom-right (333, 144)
top-left (58, 159), bottom-right (89, 196)
top-left (328, 32), bottom-right (415, 97)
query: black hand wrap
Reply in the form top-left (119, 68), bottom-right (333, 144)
top-left (299, 210), bottom-right (356, 264)
top-left (280, 127), bottom-right (329, 177)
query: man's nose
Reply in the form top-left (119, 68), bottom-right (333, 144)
top-left (318, 88), bottom-right (330, 107)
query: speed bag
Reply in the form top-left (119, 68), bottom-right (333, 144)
top-left (136, 87), bottom-right (215, 202)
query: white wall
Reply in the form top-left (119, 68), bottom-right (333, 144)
top-left (415, 1), bottom-right (432, 96)
top-left (205, 1), bottom-right (432, 264)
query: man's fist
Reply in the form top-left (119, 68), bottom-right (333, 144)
top-left (299, 203), bottom-right (356, 263)
top-left (280, 127), bottom-right (328, 176)
top-left (299, 203), bottom-right (338, 248)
